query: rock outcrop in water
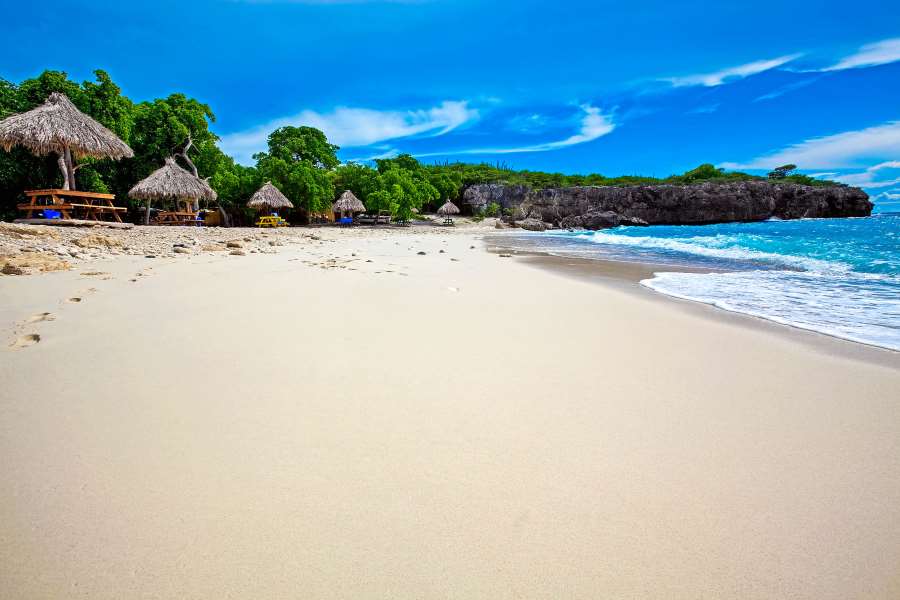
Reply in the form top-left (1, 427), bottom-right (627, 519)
top-left (463, 182), bottom-right (872, 229)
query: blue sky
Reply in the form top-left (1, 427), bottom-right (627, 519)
top-left (1, 0), bottom-right (899, 208)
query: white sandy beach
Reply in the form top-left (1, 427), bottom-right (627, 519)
top-left (1, 226), bottom-right (899, 599)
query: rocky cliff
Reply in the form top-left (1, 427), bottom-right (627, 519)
top-left (463, 181), bottom-right (872, 229)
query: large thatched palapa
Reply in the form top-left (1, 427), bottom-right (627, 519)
top-left (332, 190), bottom-right (366, 215)
top-left (0, 92), bottom-right (133, 191)
top-left (129, 157), bottom-right (217, 223)
top-left (247, 182), bottom-right (293, 211)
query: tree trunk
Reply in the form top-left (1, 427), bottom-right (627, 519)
top-left (177, 136), bottom-right (201, 212)
top-left (145, 200), bottom-right (151, 225)
top-left (64, 147), bottom-right (77, 191)
top-left (57, 154), bottom-right (70, 190)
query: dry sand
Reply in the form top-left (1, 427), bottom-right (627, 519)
top-left (1, 226), bottom-right (899, 599)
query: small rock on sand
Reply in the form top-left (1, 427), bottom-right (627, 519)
top-left (2, 264), bottom-right (26, 275)
top-left (73, 234), bottom-right (123, 249)
top-left (226, 241), bottom-right (242, 249)
top-left (173, 247), bottom-right (191, 254)
top-left (230, 249), bottom-right (246, 256)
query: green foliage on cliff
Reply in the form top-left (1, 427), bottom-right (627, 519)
top-left (419, 160), bottom-right (837, 190)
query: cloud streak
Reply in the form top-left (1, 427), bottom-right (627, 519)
top-left (220, 100), bottom-right (478, 164)
top-left (831, 161), bottom-right (900, 189)
top-left (664, 54), bottom-right (801, 87)
top-left (417, 105), bottom-right (615, 156)
top-left (822, 38), bottom-right (900, 71)
top-left (721, 121), bottom-right (900, 169)
top-left (753, 77), bottom-right (820, 102)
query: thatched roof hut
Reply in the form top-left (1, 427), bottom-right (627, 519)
top-left (247, 181), bottom-right (293, 210)
top-left (0, 92), bottom-right (133, 159)
top-left (129, 157), bottom-right (217, 203)
top-left (437, 200), bottom-right (460, 216)
top-left (0, 92), bottom-right (133, 191)
top-left (332, 190), bottom-right (366, 214)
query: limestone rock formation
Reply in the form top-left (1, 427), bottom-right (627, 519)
top-left (463, 182), bottom-right (872, 230)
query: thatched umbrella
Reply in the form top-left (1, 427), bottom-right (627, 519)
top-left (332, 189), bottom-right (366, 219)
top-left (129, 157), bottom-right (217, 224)
top-left (437, 200), bottom-right (460, 224)
top-left (247, 181), bottom-right (293, 214)
top-left (332, 190), bottom-right (366, 214)
top-left (0, 92), bottom-right (133, 191)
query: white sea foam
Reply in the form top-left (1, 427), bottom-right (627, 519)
top-left (523, 216), bottom-right (900, 350)
top-left (642, 270), bottom-right (900, 351)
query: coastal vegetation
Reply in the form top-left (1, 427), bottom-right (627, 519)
top-left (0, 70), bottom-right (837, 222)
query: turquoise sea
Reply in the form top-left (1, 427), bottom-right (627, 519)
top-left (505, 213), bottom-right (900, 351)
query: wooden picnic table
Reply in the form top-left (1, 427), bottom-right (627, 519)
top-left (17, 189), bottom-right (127, 223)
top-left (153, 211), bottom-right (204, 226)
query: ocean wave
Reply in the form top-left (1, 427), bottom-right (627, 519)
top-left (577, 230), bottom-right (849, 273)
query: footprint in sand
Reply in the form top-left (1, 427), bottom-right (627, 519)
top-left (68, 287), bottom-right (97, 303)
top-left (27, 312), bottom-right (55, 323)
top-left (12, 334), bottom-right (40, 349)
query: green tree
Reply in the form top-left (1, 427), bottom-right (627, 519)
top-left (256, 154), bottom-right (334, 215)
top-left (333, 162), bottom-right (380, 204)
top-left (366, 189), bottom-right (395, 217)
top-left (82, 70), bottom-right (133, 141)
top-left (16, 70), bottom-right (84, 109)
top-left (129, 94), bottom-right (217, 175)
top-left (209, 155), bottom-right (261, 209)
top-left (266, 126), bottom-right (339, 169)
top-left (768, 164), bottom-right (798, 179)
top-left (375, 153), bottom-right (421, 174)
top-left (254, 126), bottom-right (339, 217)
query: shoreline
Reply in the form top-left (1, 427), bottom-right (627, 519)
top-left (485, 234), bottom-right (900, 369)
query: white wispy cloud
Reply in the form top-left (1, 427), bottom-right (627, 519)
top-left (346, 147), bottom-right (400, 162)
top-left (872, 189), bottom-right (900, 202)
top-left (220, 100), bottom-right (478, 164)
top-left (721, 121), bottom-right (900, 169)
top-left (664, 54), bottom-right (801, 87)
top-left (418, 105), bottom-right (615, 156)
top-left (831, 161), bottom-right (900, 189)
top-left (821, 37), bottom-right (900, 71)
top-left (753, 77), bottom-right (820, 102)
